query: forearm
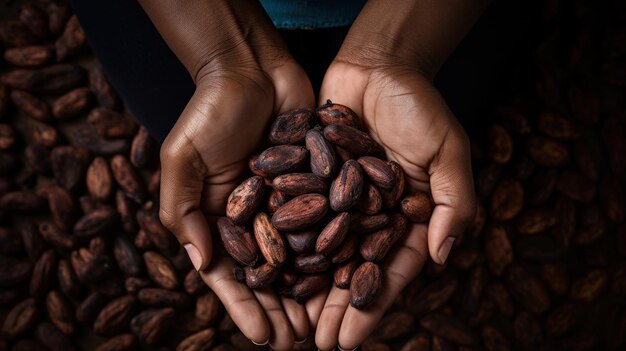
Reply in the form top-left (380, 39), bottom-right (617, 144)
top-left (338, 0), bottom-right (490, 78)
top-left (138, 0), bottom-right (289, 82)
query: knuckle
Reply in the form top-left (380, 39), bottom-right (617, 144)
top-left (158, 205), bottom-right (176, 231)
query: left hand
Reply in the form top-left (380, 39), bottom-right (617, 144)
top-left (309, 60), bottom-right (476, 350)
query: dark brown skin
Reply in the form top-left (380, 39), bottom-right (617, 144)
top-left (138, 0), bottom-right (485, 349)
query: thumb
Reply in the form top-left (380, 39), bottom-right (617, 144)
top-left (427, 127), bottom-right (476, 265)
top-left (159, 133), bottom-right (212, 271)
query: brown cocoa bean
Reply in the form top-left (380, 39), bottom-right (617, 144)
top-left (269, 107), bottom-right (316, 145)
top-left (484, 224), bottom-right (513, 276)
top-left (316, 212), bottom-right (350, 255)
top-left (575, 206), bottom-right (605, 245)
top-left (0, 190), bottom-right (46, 213)
top-left (10, 90), bottom-right (51, 121)
top-left (540, 262), bottom-right (570, 296)
top-left (57, 259), bottom-right (82, 298)
top-left (409, 272), bottom-right (458, 315)
top-left (330, 233), bottom-right (358, 264)
top-left (544, 302), bottom-right (583, 336)
top-left (31, 123), bottom-right (59, 148)
top-left (38, 222), bottom-right (73, 251)
top-left (0, 20), bottom-right (38, 48)
top-left (87, 157), bottom-right (113, 200)
top-left (125, 277), bottom-right (152, 295)
top-left (271, 193), bottom-right (328, 231)
top-left (130, 126), bottom-right (157, 169)
top-left (46, 290), bottom-right (75, 335)
top-left (2, 64), bottom-right (85, 94)
top-left (490, 179), bottom-right (524, 220)
top-left (234, 262), bottom-right (279, 289)
top-left (144, 251), bottom-right (179, 289)
top-left (357, 183), bottom-right (383, 215)
top-left (357, 156), bottom-right (396, 190)
top-left (0, 124), bottom-right (16, 150)
top-left (176, 328), bottom-right (215, 351)
top-left (73, 125), bottom-right (131, 155)
top-left (334, 257), bottom-right (361, 289)
top-left (253, 212), bottom-right (286, 266)
top-left (195, 291), bottom-right (221, 327)
top-left (316, 100), bottom-right (362, 129)
top-left (525, 137), bottom-right (570, 167)
top-left (419, 313), bottom-right (479, 346)
top-left (43, 185), bottom-right (77, 231)
top-left (294, 253), bottom-right (330, 273)
top-left (94, 334), bottom-right (136, 351)
top-left (272, 173), bottom-right (327, 196)
top-left (93, 295), bottom-right (136, 336)
top-left (89, 64), bottom-right (120, 110)
top-left (323, 123), bottom-right (384, 157)
top-left (51, 146), bottom-right (90, 192)
top-left (4, 45), bottom-right (54, 67)
top-left (20, 223), bottom-right (45, 261)
top-left (87, 108), bottom-right (137, 139)
top-left (114, 234), bottom-right (143, 277)
top-left (516, 208), bottom-right (559, 235)
top-left (1, 298), bottom-right (37, 339)
top-left (349, 212), bottom-right (390, 233)
top-left (55, 16), bottom-right (86, 61)
top-left (226, 176), bottom-right (265, 224)
top-left (350, 261), bottom-right (383, 309)
top-left (19, 4), bottom-right (48, 39)
top-left (488, 124), bottom-right (513, 164)
top-left (285, 230), bottom-right (317, 254)
top-left (306, 127), bottom-right (338, 178)
top-left (131, 307), bottom-right (175, 345)
top-left (485, 282), bottom-right (514, 317)
top-left (35, 322), bottom-right (76, 351)
top-left (266, 188), bottom-right (288, 213)
top-left (537, 111), bottom-right (579, 140)
top-left (54, 88), bottom-right (92, 116)
top-left (217, 217), bottom-right (259, 266)
top-left (111, 154), bottom-right (145, 203)
top-left (73, 206), bottom-right (118, 238)
top-left (29, 249), bottom-right (55, 296)
top-left (400, 192), bottom-right (433, 223)
top-left (292, 273), bottom-right (329, 303)
top-left (76, 292), bottom-right (106, 324)
top-left (116, 190), bottom-right (137, 233)
top-left (329, 159), bottom-right (364, 212)
top-left (506, 265), bottom-right (550, 315)
top-left (251, 145), bottom-right (308, 178)
top-left (569, 269), bottom-right (608, 301)
top-left (70, 248), bottom-right (112, 283)
top-left (136, 202), bottom-right (174, 255)
top-left (138, 288), bottom-right (192, 308)
top-left (334, 145), bottom-right (353, 164)
top-left (360, 213), bottom-right (408, 261)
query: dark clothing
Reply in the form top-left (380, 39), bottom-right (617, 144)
top-left (70, 0), bottom-right (532, 142)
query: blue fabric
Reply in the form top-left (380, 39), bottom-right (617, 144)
top-left (259, 0), bottom-right (366, 29)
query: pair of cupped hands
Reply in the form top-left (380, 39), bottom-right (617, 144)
top-left (158, 49), bottom-right (476, 349)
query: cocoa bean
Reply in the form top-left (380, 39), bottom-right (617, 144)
top-left (483, 224), bottom-right (513, 276)
top-left (285, 230), bottom-right (317, 254)
top-left (0, 190), bottom-right (46, 213)
top-left (94, 334), bottom-right (136, 351)
top-left (73, 206), bottom-right (118, 238)
top-left (195, 291), bottom-right (220, 326)
top-left (525, 137), bottom-right (570, 167)
top-left (357, 156), bottom-right (396, 190)
top-left (89, 64), bottom-right (120, 110)
top-left (57, 259), bottom-right (82, 298)
top-left (360, 213), bottom-right (408, 261)
top-left (176, 328), bottom-right (215, 351)
top-left (4, 45), bottom-right (54, 67)
top-left (10, 90), bottom-right (51, 121)
top-left (269, 107), bottom-right (316, 145)
top-left (506, 265), bottom-right (550, 315)
top-left (294, 253), bottom-right (330, 273)
top-left (357, 182), bottom-right (383, 215)
top-left (131, 308), bottom-right (175, 345)
top-left (38, 222), bottom-right (72, 251)
top-left (114, 234), bottom-right (143, 277)
top-left (0, 124), bottom-right (16, 150)
top-left (2, 64), bottom-right (85, 94)
top-left (349, 212), bottom-right (390, 233)
top-left (70, 248), bottom-right (112, 283)
top-left (251, 145), bottom-right (308, 178)
top-left (292, 273), bottom-right (329, 304)
top-left (144, 251), bottom-right (179, 289)
top-left (234, 263), bottom-right (278, 289)
top-left (87, 157), bottom-right (113, 200)
top-left (488, 124), bottom-right (513, 163)
top-left (29, 249), bottom-right (55, 296)
top-left (490, 179), bottom-right (524, 220)
top-left (306, 127), bottom-right (338, 178)
top-left (315, 212), bottom-right (350, 255)
top-left (0, 20), bottom-right (38, 48)
top-left (1, 298), bottom-right (37, 339)
top-left (93, 295), bottom-right (136, 336)
top-left (125, 277), bottom-right (152, 295)
top-left (409, 272), bottom-right (458, 315)
top-left (272, 173), bottom-right (327, 196)
top-left (130, 126), bottom-right (157, 169)
top-left (271, 193), bottom-right (328, 231)
top-left (569, 269), bottom-right (608, 301)
top-left (44, 185), bottom-right (77, 231)
top-left (46, 290), bottom-right (75, 335)
top-left (35, 322), bottom-right (76, 351)
top-left (136, 202), bottom-right (174, 255)
top-left (317, 100), bottom-right (362, 129)
top-left (226, 176), bottom-right (265, 224)
top-left (55, 16), bottom-right (86, 61)
top-left (350, 261), bottom-right (383, 309)
top-left (323, 123), bottom-right (384, 157)
top-left (537, 111), bottom-right (579, 140)
top-left (252, 212), bottom-right (286, 266)
top-left (330, 233), bottom-right (358, 264)
top-left (184, 269), bottom-right (207, 295)
top-left (419, 313), bottom-right (479, 346)
top-left (400, 192), bottom-right (433, 223)
top-left (20, 223), bottom-right (45, 261)
top-left (334, 257), bottom-right (361, 289)
top-left (73, 125), bottom-right (131, 155)
top-left (329, 159), bottom-right (364, 212)
top-left (51, 146), bottom-right (90, 192)
top-left (111, 154), bottom-right (145, 203)
top-left (485, 282), bottom-right (514, 317)
top-left (87, 108), bottom-right (137, 139)
top-left (216, 217), bottom-right (259, 266)
top-left (19, 4), bottom-right (48, 39)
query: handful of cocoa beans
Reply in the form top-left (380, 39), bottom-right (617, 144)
top-left (217, 101), bottom-right (433, 309)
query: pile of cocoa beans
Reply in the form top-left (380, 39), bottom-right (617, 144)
top-left (0, 0), bottom-right (625, 350)
top-left (219, 104), bottom-right (432, 308)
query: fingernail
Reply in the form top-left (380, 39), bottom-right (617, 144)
top-left (251, 339), bottom-right (269, 346)
top-left (295, 338), bottom-right (307, 344)
top-left (184, 243), bottom-right (202, 271)
top-left (338, 346), bottom-right (357, 351)
top-left (438, 237), bottom-right (455, 264)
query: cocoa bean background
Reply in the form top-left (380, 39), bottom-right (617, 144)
top-left (0, 0), bottom-right (625, 350)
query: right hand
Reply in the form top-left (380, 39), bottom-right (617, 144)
top-left (159, 57), bottom-right (315, 350)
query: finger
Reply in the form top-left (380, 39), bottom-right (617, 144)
top-left (337, 224), bottom-right (429, 350)
top-left (304, 287), bottom-right (329, 329)
top-left (280, 296), bottom-right (310, 342)
top-left (200, 254), bottom-right (270, 344)
top-left (270, 61), bottom-right (316, 113)
top-left (319, 63), bottom-right (368, 117)
top-left (159, 135), bottom-right (212, 271)
top-left (428, 129), bottom-right (476, 264)
top-left (253, 289), bottom-right (295, 351)
top-left (315, 286), bottom-right (350, 350)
